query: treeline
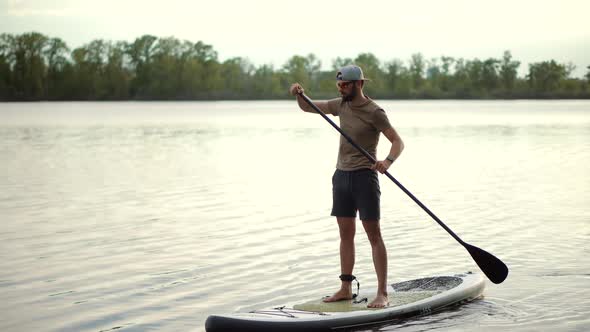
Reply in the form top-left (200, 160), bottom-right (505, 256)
top-left (1, 32), bottom-right (589, 101)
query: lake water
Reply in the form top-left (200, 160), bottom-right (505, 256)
top-left (0, 100), bottom-right (589, 332)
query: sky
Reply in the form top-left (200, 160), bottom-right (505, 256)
top-left (1, 0), bottom-right (589, 77)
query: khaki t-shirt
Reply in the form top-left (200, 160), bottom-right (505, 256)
top-left (326, 97), bottom-right (393, 171)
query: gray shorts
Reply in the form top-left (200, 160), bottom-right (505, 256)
top-left (331, 168), bottom-right (381, 221)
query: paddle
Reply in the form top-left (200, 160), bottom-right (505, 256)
top-left (298, 92), bottom-right (509, 284)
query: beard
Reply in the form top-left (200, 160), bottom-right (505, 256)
top-left (341, 88), bottom-right (357, 102)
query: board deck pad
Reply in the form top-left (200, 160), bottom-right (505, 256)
top-left (293, 276), bottom-right (462, 312)
top-left (394, 276), bottom-right (462, 291)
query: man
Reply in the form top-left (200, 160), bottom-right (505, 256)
top-left (289, 65), bottom-right (404, 308)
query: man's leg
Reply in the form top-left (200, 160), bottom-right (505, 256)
top-left (362, 220), bottom-right (389, 308)
top-left (323, 217), bottom-right (356, 302)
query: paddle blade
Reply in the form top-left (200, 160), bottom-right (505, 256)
top-left (465, 243), bottom-right (509, 284)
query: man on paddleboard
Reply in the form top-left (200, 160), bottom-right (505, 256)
top-left (289, 65), bottom-right (404, 308)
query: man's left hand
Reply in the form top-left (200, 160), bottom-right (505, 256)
top-left (371, 160), bottom-right (392, 173)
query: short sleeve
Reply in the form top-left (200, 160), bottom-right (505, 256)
top-left (326, 98), bottom-right (342, 116)
top-left (372, 108), bottom-right (392, 132)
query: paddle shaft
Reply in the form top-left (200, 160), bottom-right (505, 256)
top-left (298, 93), bottom-right (466, 245)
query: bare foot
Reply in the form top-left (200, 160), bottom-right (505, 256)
top-left (367, 293), bottom-right (389, 308)
top-left (323, 288), bottom-right (353, 302)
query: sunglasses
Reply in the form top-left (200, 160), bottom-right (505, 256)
top-left (337, 81), bottom-right (355, 89)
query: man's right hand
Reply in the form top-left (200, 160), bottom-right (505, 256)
top-left (289, 83), bottom-right (304, 96)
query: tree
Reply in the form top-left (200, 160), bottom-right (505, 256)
top-left (426, 58), bottom-right (441, 93)
top-left (466, 59), bottom-right (484, 92)
top-left (332, 57), bottom-right (354, 71)
top-left (481, 58), bottom-right (500, 92)
top-left (439, 56), bottom-right (455, 93)
top-left (426, 58), bottom-right (441, 80)
top-left (126, 35), bottom-right (158, 68)
top-left (104, 41), bottom-right (130, 99)
top-left (499, 51), bottom-right (520, 93)
top-left (44, 37), bottom-right (70, 99)
top-left (219, 57), bottom-right (254, 98)
top-left (251, 64), bottom-right (282, 98)
top-left (149, 37), bottom-right (183, 98)
top-left (187, 40), bottom-right (220, 97)
top-left (6, 32), bottom-right (49, 100)
top-left (282, 54), bottom-right (320, 92)
top-left (69, 39), bottom-right (112, 99)
top-left (527, 60), bottom-right (568, 95)
top-left (453, 58), bottom-right (473, 97)
top-left (385, 59), bottom-right (410, 97)
top-left (354, 53), bottom-right (384, 95)
top-left (409, 53), bottom-right (425, 91)
top-left (0, 34), bottom-right (14, 99)
top-left (126, 35), bottom-right (157, 98)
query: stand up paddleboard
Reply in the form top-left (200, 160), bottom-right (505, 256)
top-left (205, 272), bottom-right (485, 332)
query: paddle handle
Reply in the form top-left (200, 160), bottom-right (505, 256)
top-left (298, 93), bottom-right (465, 245)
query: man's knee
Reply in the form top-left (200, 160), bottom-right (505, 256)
top-left (367, 233), bottom-right (383, 246)
top-left (362, 221), bottom-right (384, 245)
top-left (337, 217), bottom-right (356, 241)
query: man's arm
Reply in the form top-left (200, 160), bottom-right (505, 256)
top-left (372, 127), bottom-right (404, 173)
top-left (383, 127), bottom-right (404, 163)
top-left (290, 83), bottom-right (332, 114)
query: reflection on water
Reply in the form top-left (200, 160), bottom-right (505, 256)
top-left (0, 101), bottom-right (589, 331)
